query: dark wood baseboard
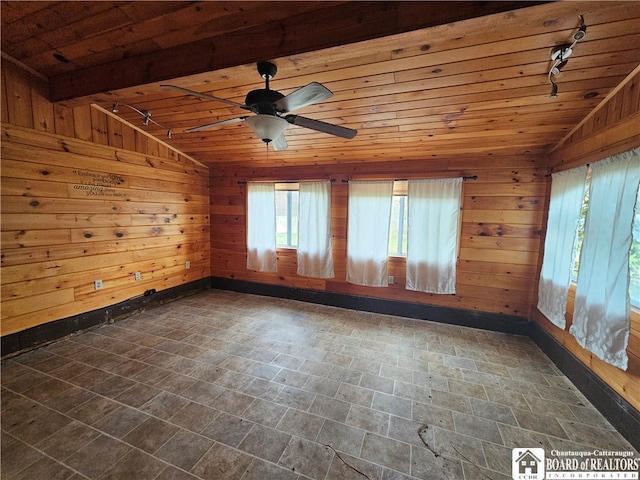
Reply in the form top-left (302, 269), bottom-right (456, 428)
top-left (1, 279), bottom-right (210, 358)
top-left (210, 277), bottom-right (531, 334)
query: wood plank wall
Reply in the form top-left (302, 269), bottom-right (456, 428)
top-left (210, 155), bottom-right (547, 319)
top-left (1, 59), bottom-right (211, 337)
top-left (535, 69), bottom-right (640, 411)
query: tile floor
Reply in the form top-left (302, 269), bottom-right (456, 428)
top-left (1, 289), bottom-right (637, 480)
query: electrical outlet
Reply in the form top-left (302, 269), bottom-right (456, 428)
top-left (388, 275), bottom-right (394, 284)
top-left (185, 261), bottom-right (191, 269)
top-left (134, 271), bottom-right (142, 281)
top-left (94, 279), bottom-right (103, 291)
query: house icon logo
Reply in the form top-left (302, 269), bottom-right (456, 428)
top-left (512, 448), bottom-right (545, 480)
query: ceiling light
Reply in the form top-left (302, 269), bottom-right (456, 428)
top-left (574, 21), bottom-right (587, 41)
top-left (547, 15), bottom-right (587, 99)
top-left (109, 103), bottom-right (173, 136)
top-left (245, 114), bottom-right (289, 144)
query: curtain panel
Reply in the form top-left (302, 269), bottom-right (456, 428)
top-left (246, 182), bottom-right (277, 272)
top-left (570, 147), bottom-right (640, 370)
top-left (297, 180), bottom-right (334, 278)
top-left (346, 180), bottom-right (393, 286)
top-left (537, 166), bottom-right (588, 329)
top-left (406, 178), bottom-right (462, 294)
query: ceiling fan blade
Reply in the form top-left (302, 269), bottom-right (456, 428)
top-left (160, 84), bottom-right (251, 110)
top-left (274, 82), bottom-right (332, 113)
top-left (285, 114), bottom-right (357, 139)
top-left (271, 134), bottom-right (288, 151)
top-left (185, 116), bottom-right (247, 133)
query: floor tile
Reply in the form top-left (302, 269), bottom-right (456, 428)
top-left (238, 423), bottom-right (291, 462)
top-left (201, 411), bottom-right (254, 447)
top-left (169, 401), bottom-right (220, 433)
top-left (65, 434), bottom-right (132, 478)
top-left (99, 449), bottom-right (167, 480)
top-left (279, 436), bottom-right (334, 479)
top-left (155, 429), bottom-right (214, 471)
top-left (36, 420), bottom-right (101, 461)
top-left (361, 431), bottom-right (412, 474)
top-left (241, 398), bottom-right (288, 428)
top-left (276, 408), bottom-right (325, 441)
top-left (240, 458), bottom-right (298, 480)
top-left (191, 442), bottom-right (253, 480)
top-left (316, 419), bottom-right (366, 457)
top-left (122, 417), bottom-right (180, 454)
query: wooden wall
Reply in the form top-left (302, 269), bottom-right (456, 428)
top-left (534, 68), bottom-right (640, 411)
top-left (1, 59), bottom-right (211, 337)
top-left (210, 154), bottom-right (546, 319)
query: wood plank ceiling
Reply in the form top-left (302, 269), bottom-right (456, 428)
top-left (2, 1), bottom-right (639, 168)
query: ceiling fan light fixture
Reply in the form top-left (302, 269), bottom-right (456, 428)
top-left (245, 114), bottom-right (288, 143)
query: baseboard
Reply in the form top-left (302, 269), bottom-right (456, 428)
top-left (1, 279), bottom-right (210, 358)
top-left (210, 277), bottom-right (531, 335)
top-left (529, 322), bottom-right (640, 450)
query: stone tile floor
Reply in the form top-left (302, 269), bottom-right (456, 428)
top-left (1, 290), bottom-right (637, 479)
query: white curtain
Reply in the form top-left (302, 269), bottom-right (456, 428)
top-left (537, 166), bottom-right (588, 329)
top-left (246, 182), bottom-right (277, 272)
top-left (297, 181), bottom-right (334, 278)
top-left (570, 148), bottom-right (640, 370)
top-left (346, 180), bottom-right (393, 286)
top-left (406, 178), bottom-right (462, 294)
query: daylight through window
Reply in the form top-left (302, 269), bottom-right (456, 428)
top-left (275, 183), bottom-right (299, 248)
top-left (569, 167), bottom-right (639, 308)
top-left (389, 180), bottom-right (408, 256)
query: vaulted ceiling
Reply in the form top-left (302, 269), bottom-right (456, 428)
top-left (2, 1), bottom-right (639, 168)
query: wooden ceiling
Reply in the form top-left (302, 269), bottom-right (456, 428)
top-left (2, 1), bottom-right (639, 168)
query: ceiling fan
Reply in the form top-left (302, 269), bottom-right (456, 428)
top-left (160, 62), bottom-right (357, 151)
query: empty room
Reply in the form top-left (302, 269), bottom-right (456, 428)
top-left (1, 2), bottom-right (639, 479)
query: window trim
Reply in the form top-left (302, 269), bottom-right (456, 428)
top-left (275, 183), bottom-right (299, 249)
top-left (388, 180), bottom-right (408, 257)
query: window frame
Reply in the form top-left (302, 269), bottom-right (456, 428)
top-left (275, 182), bottom-right (299, 250)
top-left (388, 180), bottom-right (408, 257)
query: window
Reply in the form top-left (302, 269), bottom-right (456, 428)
top-left (388, 181), bottom-right (408, 256)
top-left (275, 183), bottom-right (299, 248)
top-left (570, 169), bottom-right (591, 282)
top-left (247, 180), bottom-right (333, 278)
top-left (569, 167), bottom-right (639, 308)
top-left (631, 189), bottom-right (640, 308)
top-left (346, 177), bottom-right (462, 292)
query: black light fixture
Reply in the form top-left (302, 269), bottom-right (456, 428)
top-left (548, 15), bottom-right (587, 98)
top-left (111, 102), bottom-right (172, 138)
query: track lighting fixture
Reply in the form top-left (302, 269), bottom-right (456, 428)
top-left (111, 102), bottom-right (172, 138)
top-left (548, 15), bottom-right (587, 98)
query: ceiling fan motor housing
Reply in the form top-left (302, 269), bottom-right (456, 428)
top-left (245, 88), bottom-right (285, 115)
